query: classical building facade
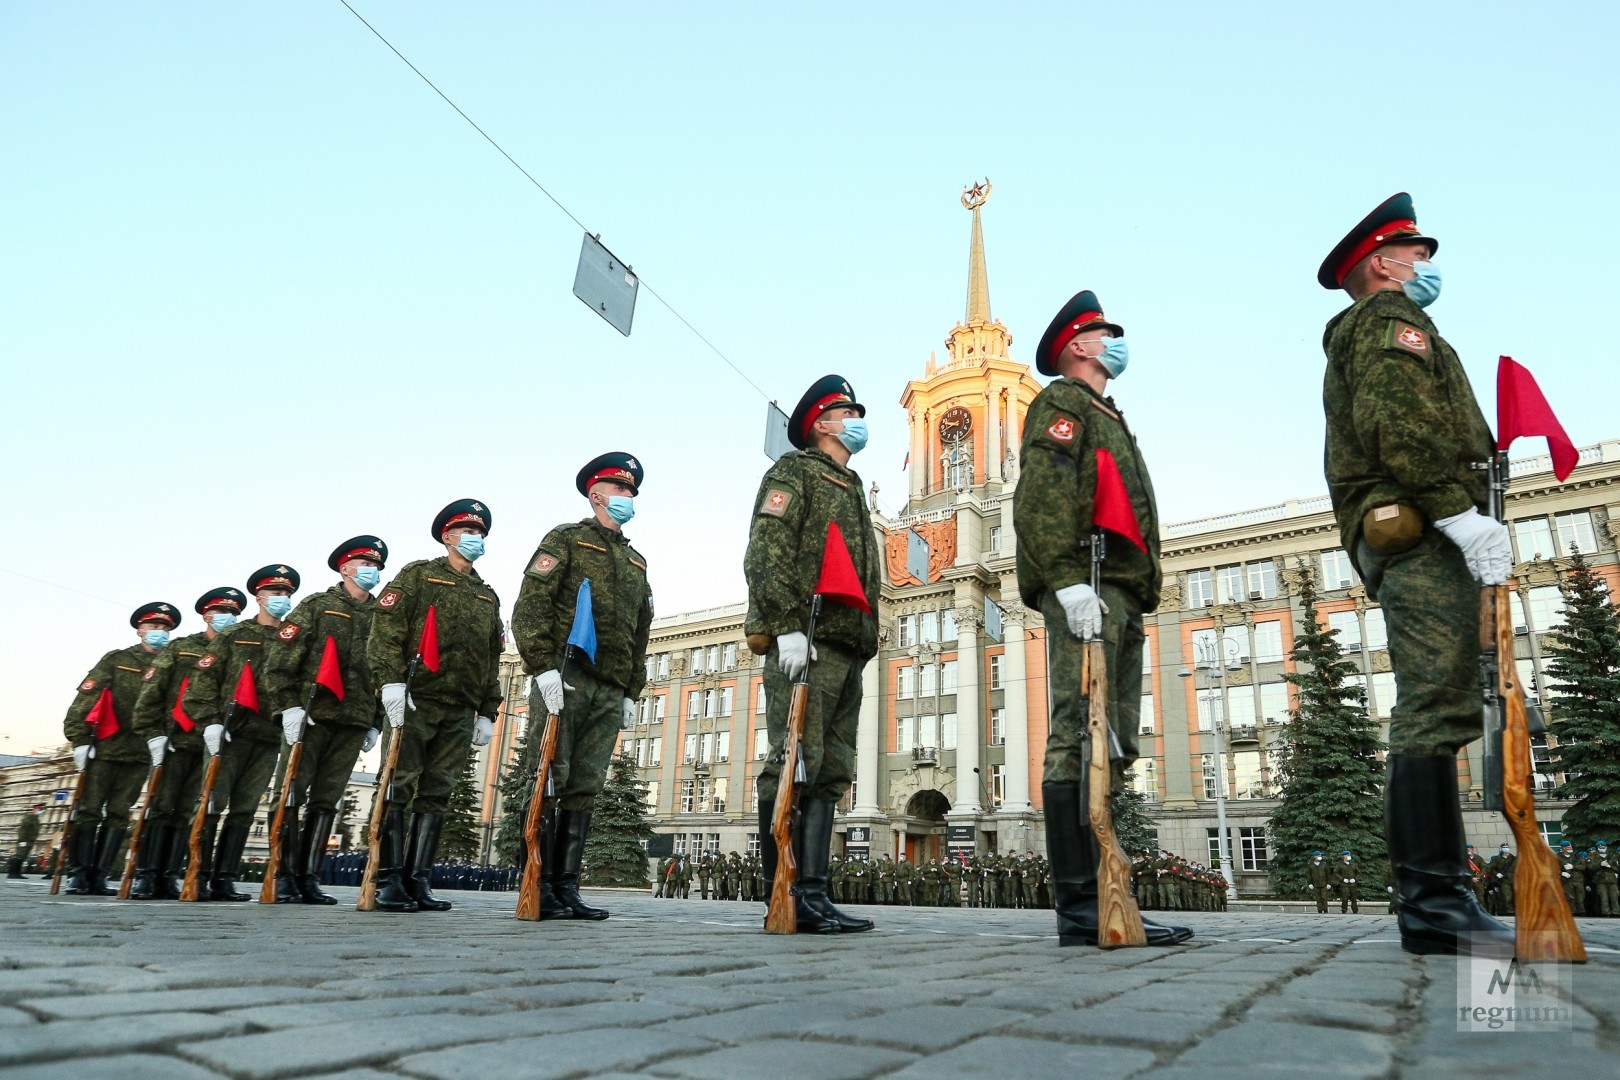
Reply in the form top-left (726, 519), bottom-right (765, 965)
top-left (607, 191), bottom-right (1620, 895)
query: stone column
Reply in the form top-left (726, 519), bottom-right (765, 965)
top-left (1001, 603), bottom-right (1034, 812)
top-left (984, 389), bottom-right (1002, 484)
top-left (909, 409), bottom-right (927, 501)
top-left (950, 606), bottom-right (983, 813)
top-left (853, 657), bottom-right (883, 814)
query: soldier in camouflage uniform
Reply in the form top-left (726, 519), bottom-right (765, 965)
top-left (1556, 841), bottom-right (1584, 916)
top-left (1465, 844), bottom-right (1489, 907)
top-left (1587, 841), bottom-right (1618, 916)
top-left (895, 852), bottom-right (915, 906)
top-left (187, 567), bottom-right (300, 901)
top-left (1319, 192), bottom-right (1513, 956)
top-left (745, 375), bottom-right (881, 934)
top-left (9, 803), bottom-right (43, 878)
top-left (514, 454), bottom-right (653, 922)
top-left (1486, 844), bottom-right (1516, 915)
top-left (263, 536), bottom-right (390, 905)
top-left (1306, 851), bottom-right (1333, 914)
top-left (129, 587), bottom-right (246, 899)
top-left (1017, 290), bottom-right (1191, 948)
top-left (367, 499), bottom-right (503, 914)
top-left (61, 602), bottom-right (181, 895)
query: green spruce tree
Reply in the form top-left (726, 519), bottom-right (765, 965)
top-left (440, 756), bottom-right (483, 861)
top-left (1111, 787), bottom-right (1156, 856)
top-left (581, 752), bottom-right (654, 887)
top-left (1267, 565), bottom-right (1388, 898)
top-left (1546, 547), bottom-right (1620, 846)
top-left (494, 716), bottom-right (540, 867)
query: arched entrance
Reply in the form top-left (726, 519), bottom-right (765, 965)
top-left (901, 790), bottom-right (950, 863)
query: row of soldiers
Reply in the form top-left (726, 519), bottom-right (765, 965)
top-left (1472, 840), bottom-right (1620, 917)
top-left (1134, 852), bottom-right (1230, 912)
top-left (653, 852), bottom-right (762, 900)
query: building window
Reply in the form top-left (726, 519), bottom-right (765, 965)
top-left (1207, 827), bottom-right (1235, 869)
top-left (919, 610), bottom-right (940, 644)
top-left (645, 781), bottom-right (659, 810)
top-left (1195, 690), bottom-right (1223, 732)
top-left (683, 734), bottom-right (697, 764)
top-left (1202, 754), bottom-right (1218, 798)
top-left (897, 614), bottom-right (915, 648)
top-left (1363, 607), bottom-right (1388, 650)
top-left (1238, 827), bottom-right (1269, 871)
top-left (1320, 549), bottom-right (1356, 590)
top-left (654, 695), bottom-right (666, 722)
top-left (673, 834), bottom-right (687, 856)
top-left (896, 715), bottom-right (912, 754)
top-left (941, 712), bottom-right (957, 750)
top-left (690, 648), bottom-right (705, 675)
top-left (918, 713), bottom-right (938, 749)
top-left (707, 645), bottom-right (720, 673)
top-left (989, 655), bottom-right (1002, 689)
top-left (1139, 694), bottom-right (1154, 733)
top-left (989, 526), bottom-right (1002, 552)
top-left (712, 778), bottom-right (728, 814)
top-left (755, 682), bottom-right (766, 713)
top-left (990, 764), bottom-right (1005, 809)
top-left (687, 690), bottom-right (702, 720)
top-left (1259, 682), bottom-right (1290, 724)
top-left (990, 707), bottom-right (1006, 745)
top-left (1186, 569), bottom-right (1214, 608)
top-left (679, 779), bottom-right (695, 813)
top-left (754, 727), bottom-right (768, 760)
top-left (1327, 610), bottom-right (1361, 650)
top-left (1512, 516), bottom-right (1555, 562)
top-left (1231, 750), bottom-right (1265, 799)
top-left (941, 660), bottom-right (958, 695)
top-left (1525, 585), bottom-right (1566, 632)
top-left (897, 664), bottom-right (915, 697)
top-left (715, 730), bottom-right (730, 762)
top-left (920, 663), bottom-right (938, 695)
top-left (646, 656), bottom-right (656, 683)
top-left (706, 833), bottom-right (721, 854)
top-left (1216, 564), bottom-right (1244, 605)
top-left (746, 833), bottom-right (760, 857)
top-left (649, 736), bottom-right (661, 765)
top-left (1246, 559), bottom-right (1278, 600)
top-left (942, 607), bottom-right (958, 642)
top-left (722, 642), bottom-right (738, 671)
top-left (721, 686), bottom-right (735, 717)
top-left (1252, 621), bottom-right (1285, 663)
top-left (657, 653), bottom-right (669, 679)
top-left (1539, 819), bottom-right (1562, 849)
top-left (698, 732), bottom-right (713, 764)
top-left (1131, 760), bottom-right (1158, 799)
top-left (1556, 511), bottom-right (1597, 556)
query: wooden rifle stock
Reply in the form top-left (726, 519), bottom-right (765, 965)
top-left (257, 743), bottom-right (304, 903)
top-left (117, 762), bottom-right (164, 899)
top-left (358, 657), bottom-right (419, 912)
top-left (1484, 586), bottom-right (1586, 962)
top-left (179, 755), bottom-right (221, 901)
top-left (764, 681), bottom-right (809, 934)
top-left (49, 767), bottom-right (89, 895)
top-left (1083, 642), bottom-right (1147, 948)
top-left (514, 707), bottom-right (562, 921)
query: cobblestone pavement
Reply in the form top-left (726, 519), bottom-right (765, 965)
top-left (3, 876), bottom-right (1616, 1079)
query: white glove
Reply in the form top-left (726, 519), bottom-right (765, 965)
top-left (204, 724), bottom-right (227, 756)
top-left (776, 632), bottom-right (816, 681)
top-left (1349, 878), bottom-right (1357, 884)
top-left (536, 670), bottom-right (572, 715)
top-left (1562, 872), bottom-right (1571, 879)
top-left (362, 728), bottom-right (380, 753)
top-left (621, 697), bottom-right (636, 728)
top-left (1055, 583), bottom-right (1108, 641)
top-left (1435, 508), bottom-right (1513, 585)
top-left (282, 707), bottom-right (307, 746)
top-left (72, 744), bottom-right (91, 772)
top-left (147, 737), bottom-right (168, 767)
top-left (472, 715), bottom-right (493, 747)
top-left (381, 683), bottom-right (412, 729)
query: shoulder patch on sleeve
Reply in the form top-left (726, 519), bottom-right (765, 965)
top-left (1043, 412), bottom-right (1080, 445)
top-left (197, 655), bottom-right (216, 669)
top-left (378, 589), bottom-right (402, 609)
top-left (79, 677), bottom-right (97, 692)
top-left (1389, 320), bottom-right (1429, 354)
top-left (760, 488), bottom-right (794, 517)
top-left (530, 552), bottom-right (560, 576)
top-left (277, 623), bottom-right (301, 641)
top-left (143, 666), bottom-right (157, 681)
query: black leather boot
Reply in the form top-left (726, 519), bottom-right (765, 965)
top-left (536, 809), bottom-right (570, 919)
top-left (1387, 754), bottom-right (1514, 957)
top-left (553, 809), bottom-right (609, 920)
top-left (129, 823), bottom-right (168, 900)
top-left (273, 816), bottom-right (302, 903)
top-left (801, 800), bottom-right (874, 932)
top-left (373, 805), bottom-right (418, 913)
top-left (64, 823), bottom-right (99, 895)
top-left (1044, 780), bottom-right (1191, 946)
top-left (296, 809), bottom-right (338, 905)
top-left (404, 813), bottom-right (452, 911)
top-left (157, 821), bottom-right (187, 900)
top-left (757, 803), bottom-right (838, 933)
top-left (91, 824), bottom-right (126, 896)
top-left (209, 823), bottom-right (251, 901)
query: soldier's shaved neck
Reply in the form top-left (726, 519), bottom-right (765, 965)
top-left (811, 410), bottom-right (856, 466)
top-left (1055, 336), bottom-right (1109, 394)
top-left (1344, 242), bottom-right (1432, 301)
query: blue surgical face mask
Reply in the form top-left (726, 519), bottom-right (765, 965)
top-left (353, 566), bottom-right (381, 591)
top-left (209, 613), bottom-right (237, 633)
top-left (1385, 257), bottom-right (1441, 308)
top-left (604, 495), bottom-right (636, 526)
top-left (834, 416), bottom-right (869, 454)
top-left (264, 596), bottom-right (293, 618)
top-left (455, 534), bottom-right (485, 561)
top-left (1097, 338), bottom-right (1130, 379)
top-left (143, 629), bottom-right (171, 649)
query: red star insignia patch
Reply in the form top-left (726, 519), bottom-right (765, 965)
top-left (1397, 326), bottom-right (1426, 351)
top-left (79, 678), bottom-right (97, 692)
top-left (378, 591), bottom-right (400, 609)
top-left (531, 554), bottom-right (558, 577)
top-left (197, 655), bottom-right (216, 669)
top-left (1047, 417), bottom-right (1076, 444)
top-left (761, 489), bottom-right (794, 517)
top-left (278, 624), bottom-right (300, 641)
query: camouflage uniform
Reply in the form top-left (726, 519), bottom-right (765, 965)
top-left (1015, 378), bottom-right (1160, 781)
top-left (513, 519), bottom-right (652, 811)
top-left (746, 448), bottom-right (881, 806)
top-left (130, 630), bottom-right (213, 897)
top-left (1323, 288), bottom-right (1494, 756)
top-left (186, 619), bottom-right (284, 831)
top-left (1306, 856), bottom-right (1333, 914)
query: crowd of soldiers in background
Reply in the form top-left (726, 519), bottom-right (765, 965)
top-left (1470, 840), bottom-right (1620, 918)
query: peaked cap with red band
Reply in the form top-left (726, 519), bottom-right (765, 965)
top-left (195, 587), bottom-right (246, 615)
top-left (129, 601), bottom-right (180, 629)
top-left (328, 534), bottom-right (389, 573)
top-left (431, 498), bottom-right (492, 542)
top-left (246, 564), bottom-right (300, 594)
top-left (575, 452), bottom-right (644, 497)
top-left (787, 374), bottom-right (866, 451)
top-left (1317, 191), bottom-right (1438, 289)
top-left (1035, 290), bottom-right (1125, 377)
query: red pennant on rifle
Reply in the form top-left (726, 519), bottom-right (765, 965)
top-left (85, 688), bottom-right (119, 740)
top-left (315, 635), bottom-right (345, 700)
top-left (814, 522), bottom-right (872, 612)
top-left (418, 605), bottom-right (441, 673)
top-left (171, 676), bottom-right (196, 732)
top-left (1093, 448), bottom-right (1148, 553)
top-left (1497, 356), bottom-right (1577, 482)
top-left (232, 661), bottom-right (260, 714)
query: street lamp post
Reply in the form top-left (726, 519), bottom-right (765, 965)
top-left (1181, 637), bottom-right (1242, 901)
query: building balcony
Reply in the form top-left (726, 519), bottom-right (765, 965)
top-left (911, 746), bottom-right (940, 767)
top-left (1228, 724), bottom-right (1259, 745)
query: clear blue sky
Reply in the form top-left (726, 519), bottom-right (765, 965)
top-left (3, 1), bottom-right (1616, 754)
